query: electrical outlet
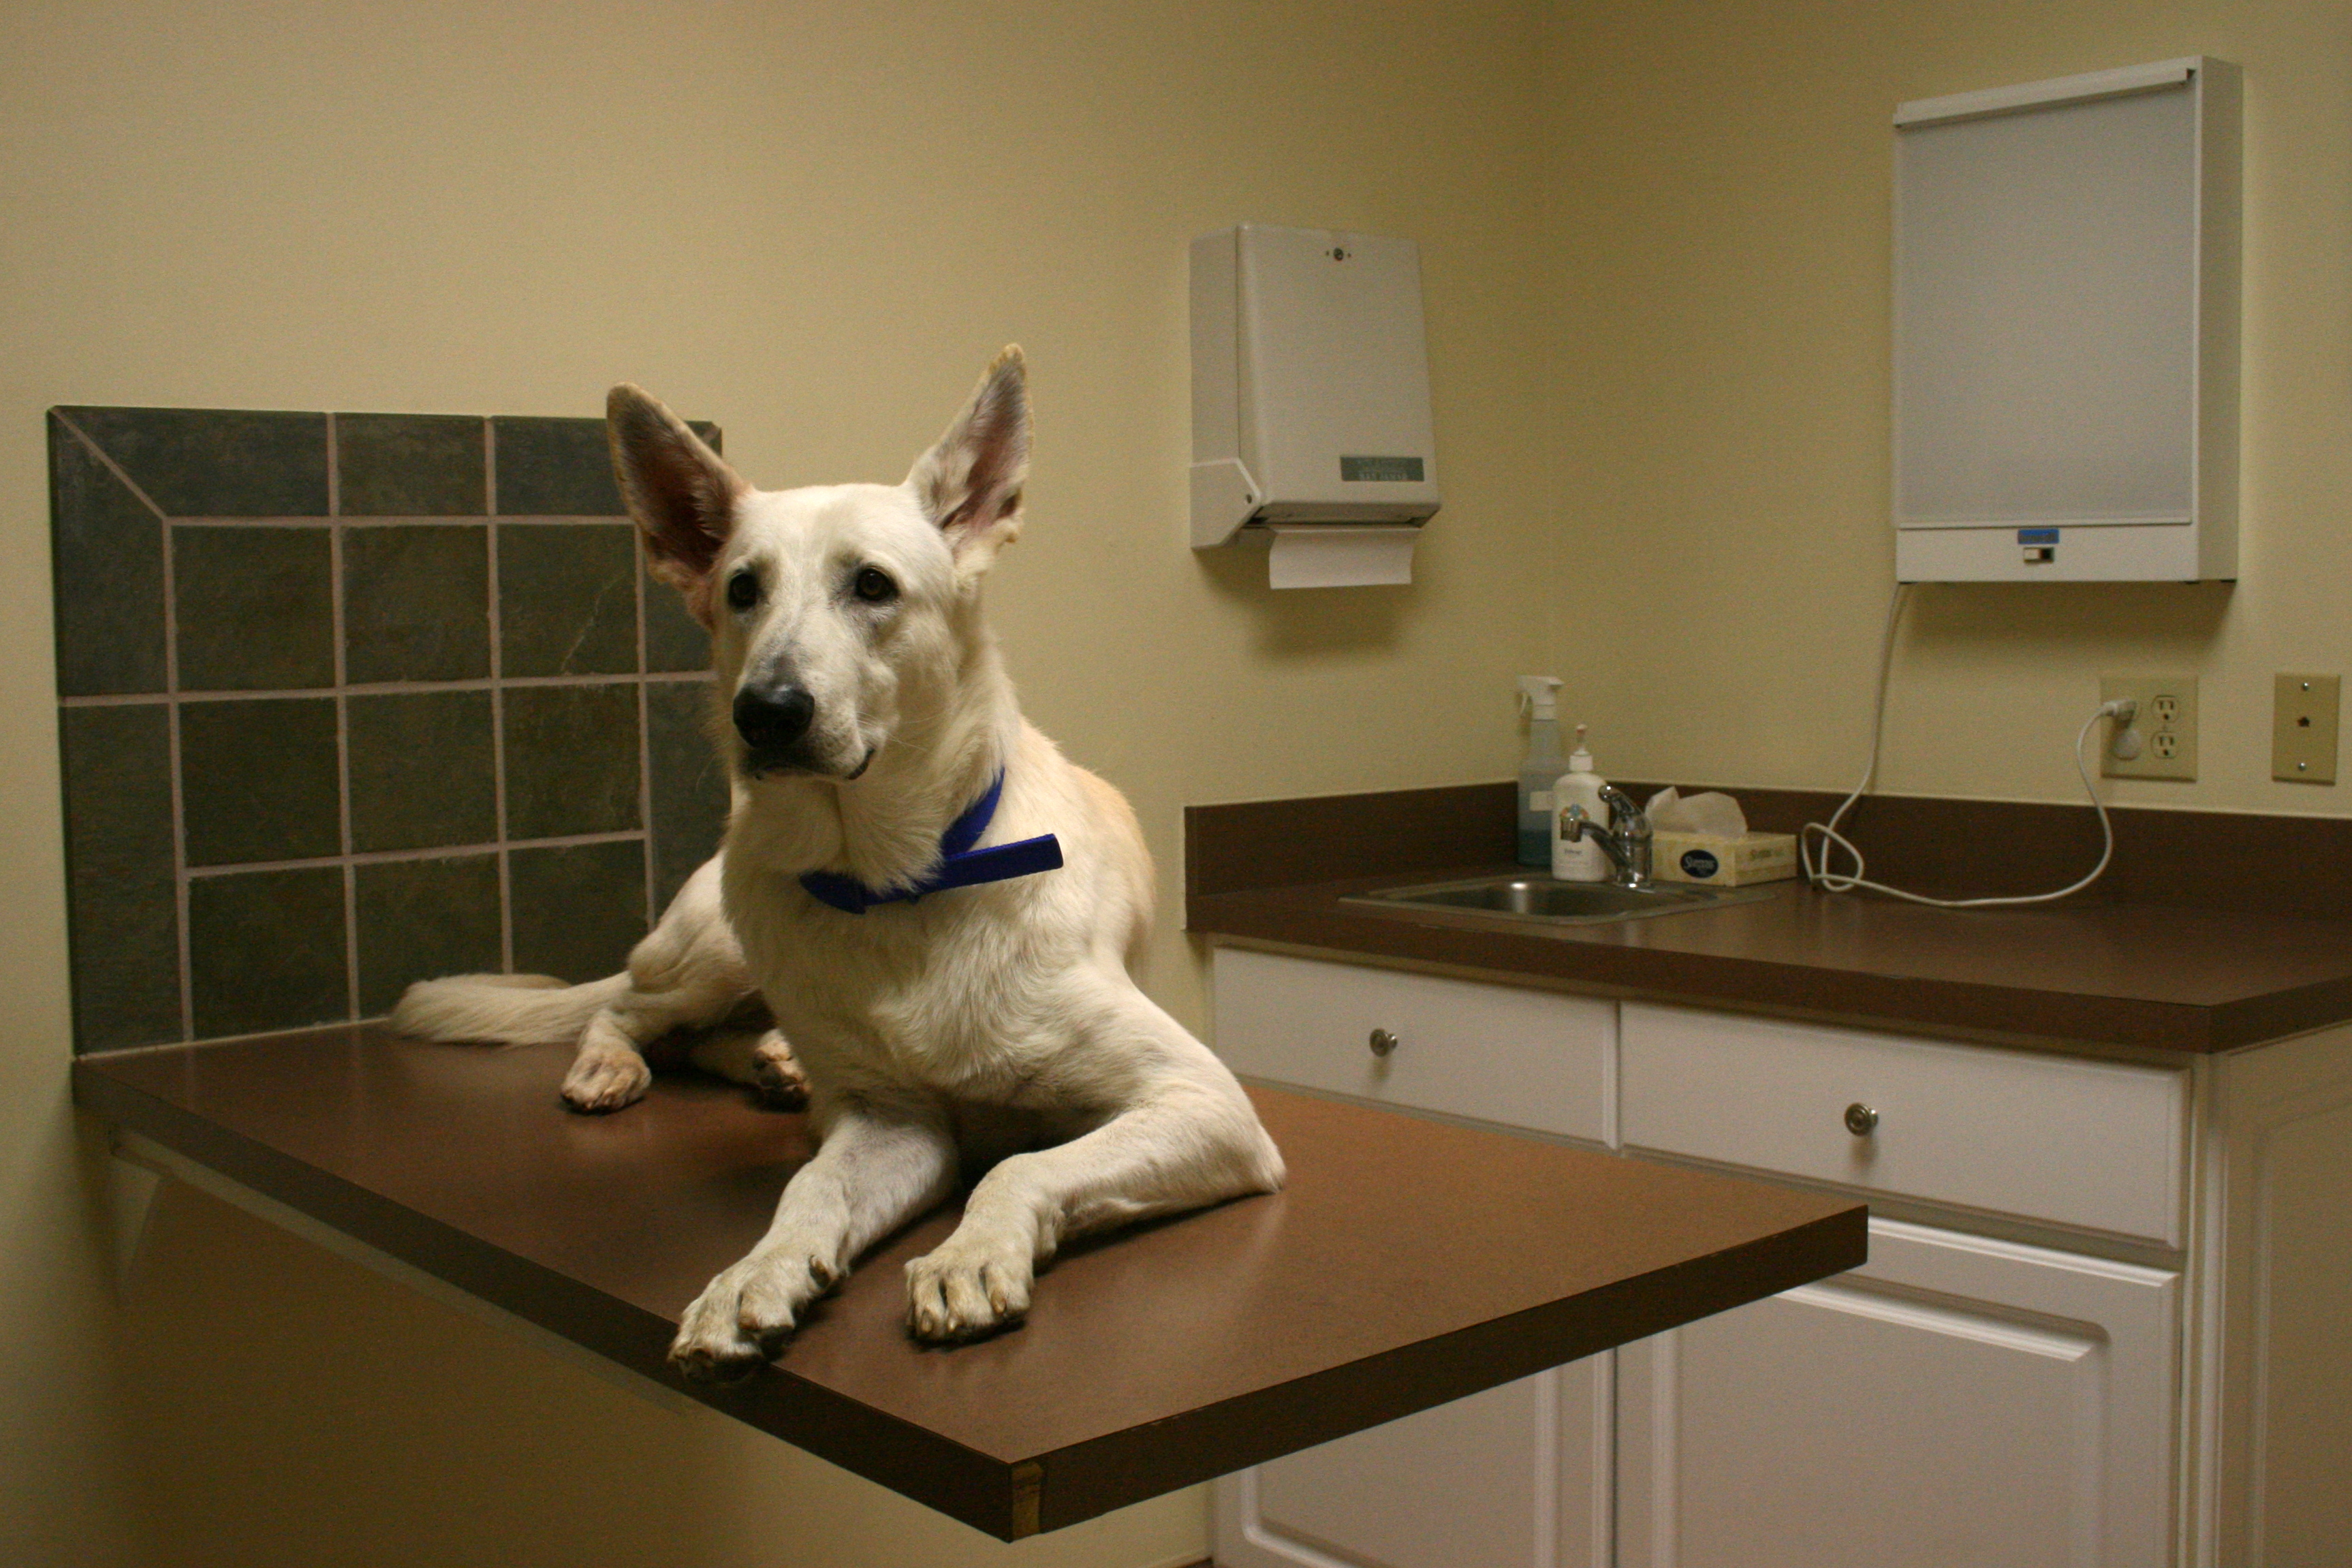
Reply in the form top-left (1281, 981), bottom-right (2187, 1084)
top-left (2273, 674), bottom-right (2339, 784)
top-left (2101, 676), bottom-right (2198, 781)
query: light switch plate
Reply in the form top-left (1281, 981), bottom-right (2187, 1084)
top-left (2273, 674), bottom-right (2339, 784)
top-left (2101, 675), bottom-right (2198, 781)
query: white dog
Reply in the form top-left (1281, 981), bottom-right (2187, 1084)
top-left (398, 349), bottom-right (1284, 1377)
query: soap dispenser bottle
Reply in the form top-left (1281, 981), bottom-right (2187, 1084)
top-left (1515, 676), bottom-right (1565, 867)
top-left (1552, 726), bottom-right (1612, 882)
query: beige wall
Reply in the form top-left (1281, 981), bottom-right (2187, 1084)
top-left (1542, 0), bottom-right (2352, 817)
top-left (0, 1), bottom-right (1548, 1564)
top-left (13, 0), bottom-right (2351, 1561)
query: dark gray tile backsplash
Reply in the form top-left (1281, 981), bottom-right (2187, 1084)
top-left (354, 855), bottom-right (504, 1015)
top-left (187, 866), bottom-right (349, 1038)
top-left (178, 697), bottom-right (343, 866)
top-left (61, 407), bottom-right (330, 517)
top-left (48, 403), bottom-right (728, 1052)
top-left (492, 415), bottom-right (627, 516)
top-left (646, 679), bottom-right (727, 908)
top-left (503, 685), bottom-right (644, 840)
top-left (643, 561), bottom-right (712, 673)
top-left (48, 416), bottom-right (168, 697)
top-left (174, 527), bottom-right (338, 691)
top-left (57, 704), bottom-right (180, 1051)
top-left (347, 690), bottom-right (499, 852)
top-left (343, 523), bottom-right (492, 683)
top-left (499, 523), bottom-right (639, 676)
top-left (337, 413), bottom-right (488, 516)
top-left (509, 840), bottom-right (653, 983)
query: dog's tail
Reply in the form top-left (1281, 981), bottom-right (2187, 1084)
top-left (389, 971), bottom-right (631, 1047)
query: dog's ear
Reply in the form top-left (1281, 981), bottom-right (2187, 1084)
top-left (608, 385), bottom-right (743, 627)
top-left (905, 346), bottom-right (1029, 574)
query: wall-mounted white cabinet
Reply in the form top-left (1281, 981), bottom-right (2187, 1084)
top-left (1208, 947), bottom-right (2352, 1567)
top-left (1892, 57), bottom-right (2240, 582)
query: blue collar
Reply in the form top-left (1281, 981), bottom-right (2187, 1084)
top-left (798, 771), bottom-right (1063, 914)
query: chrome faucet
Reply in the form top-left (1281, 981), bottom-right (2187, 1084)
top-left (1562, 785), bottom-right (1652, 889)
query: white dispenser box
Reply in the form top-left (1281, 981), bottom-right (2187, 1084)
top-left (1892, 58), bottom-right (2240, 582)
top-left (1190, 223), bottom-right (1441, 586)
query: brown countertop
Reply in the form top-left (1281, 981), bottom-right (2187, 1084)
top-left (76, 1027), bottom-right (1863, 1539)
top-left (1186, 784), bottom-right (2352, 1055)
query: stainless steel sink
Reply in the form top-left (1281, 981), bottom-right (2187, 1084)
top-left (1343, 873), bottom-right (1783, 926)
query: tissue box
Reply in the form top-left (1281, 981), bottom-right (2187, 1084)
top-left (1652, 830), bottom-right (1799, 887)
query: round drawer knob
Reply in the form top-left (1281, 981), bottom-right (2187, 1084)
top-left (1368, 1029), bottom-right (1400, 1059)
top-left (1845, 1102), bottom-right (1879, 1137)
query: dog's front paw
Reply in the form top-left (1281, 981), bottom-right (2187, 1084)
top-left (668, 1248), bottom-right (837, 1382)
top-left (561, 1046), bottom-right (651, 1113)
top-left (751, 1031), bottom-right (809, 1108)
top-left (905, 1229), bottom-right (1033, 1343)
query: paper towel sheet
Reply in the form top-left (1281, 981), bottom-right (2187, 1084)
top-left (1266, 524), bottom-right (1418, 589)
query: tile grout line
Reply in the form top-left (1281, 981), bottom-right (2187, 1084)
top-left (162, 502), bottom-right (194, 1036)
top-left (328, 415), bottom-right (360, 1022)
top-left (163, 514), bottom-right (630, 529)
top-left (184, 829), bottom-right (649, 879)
top-left (48, 413), bottom-right (194, 1044)
top-left (486, 419), bottom-right (514, 974)
top-left (59, 670), bottom-right (701, 706)
top-left (96, 1018), bottom-right (392, 1052)
top-left (163, 519), bottom-right (193, 1039)
top-left (635, 522), bottom-right (656, 930)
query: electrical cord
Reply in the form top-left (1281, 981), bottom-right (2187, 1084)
top-left (1800, 582), bottom-right (2137, 909)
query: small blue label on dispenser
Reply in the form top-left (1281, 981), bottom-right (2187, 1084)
top-left (2017, 528), bottom-right (2060, 544)
top-left (1680, 849), bottom-right (1721, 879)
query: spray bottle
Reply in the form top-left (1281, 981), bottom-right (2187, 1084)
top-left (1515, 676), bottom-right (1566, 868)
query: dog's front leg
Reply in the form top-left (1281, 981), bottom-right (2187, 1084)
top-left (670, 1105), bottom-right (957, 1381)
top-left (906, 990), bottom-right (1285, 1342)
top-left (561, 854), bottom-right (759, 1112)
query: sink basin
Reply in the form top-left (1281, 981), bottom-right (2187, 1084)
top-left (1343, 873), bottom-right (1783, 926)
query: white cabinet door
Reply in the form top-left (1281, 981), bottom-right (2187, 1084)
top-left (1616, 1219), bottom-right (2179, 1568)
top-left (1214, 1353), bottom-right (1614, 1568)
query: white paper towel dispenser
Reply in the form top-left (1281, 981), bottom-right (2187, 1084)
top-left (1190, 222), bottom-right (1440, 586)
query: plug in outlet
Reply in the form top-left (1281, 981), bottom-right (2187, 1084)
top-left (2102, 676), bottom-right (2198, 781)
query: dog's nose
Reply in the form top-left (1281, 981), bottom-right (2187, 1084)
top-left (733, 684), bottom-right (816, 753)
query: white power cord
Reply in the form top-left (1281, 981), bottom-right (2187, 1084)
top-left (1800, 583), bottom-right (2135, 909)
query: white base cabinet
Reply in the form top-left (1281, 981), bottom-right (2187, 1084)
top-left (1208, 947), bottom-right (2352, 1568)
top-left (1616, 1219), bottom-right (2177, 1568)
top-left (1214, 1355), bottom-right (1614, 1568)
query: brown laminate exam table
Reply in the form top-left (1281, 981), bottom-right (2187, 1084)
top-left (76, 1026), bottom-right (1864, 1539)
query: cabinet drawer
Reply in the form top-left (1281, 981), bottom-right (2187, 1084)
top-left (1620, 1003), bottom-right (2187, 1244)
top-left (1212, 947), bottom-right (1610, 1144)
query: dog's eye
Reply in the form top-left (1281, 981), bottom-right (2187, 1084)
top-left (725, 570), bottom-right (759, 611)
top-left (853, 566), bottom-right (898, 604)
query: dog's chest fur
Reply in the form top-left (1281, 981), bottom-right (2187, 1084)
top-left (718, 732), bottom-right (1136, 1123)
top-left (731, 881), bottom-right (1041, 1089)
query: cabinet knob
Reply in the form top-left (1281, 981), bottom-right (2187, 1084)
top-left (1845, 1102), bottom-right (1879, 1136)
top-left (1368, 1028), bottom-right (1399, 1059)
